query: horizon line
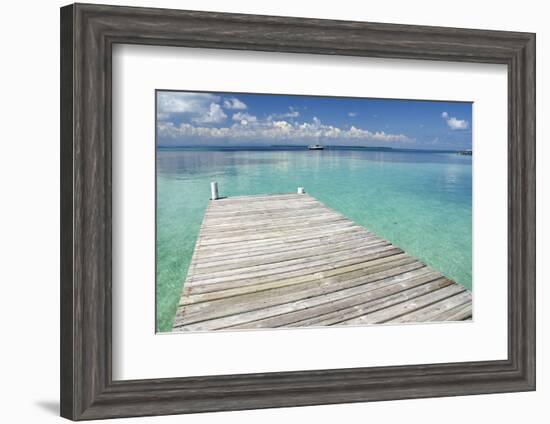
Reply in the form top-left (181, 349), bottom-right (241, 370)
top-left (156, 145), bottom-right (472, 152)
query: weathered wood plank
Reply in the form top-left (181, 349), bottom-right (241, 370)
top-left (200, 217), bottom-right (349, 238)
top-left (215, 193), bottom-right (307, 202)
top-left (193, 231), bottom-right (380, 263)
top-left (204, 202), bottom-right (323, 218)
top-left (339, 283), bottom-right (466, 325)
top-left (200, 270), bottom-right (443, 331)
top-left (189, 242), bottom-right (394, 285)
top-left (186, 248), bottom-right (404, 293)
top-left (177, 257), bottom-right (421, 310)
top-left (173, 193), bottom-right (472, 331)
top-left (198, 221), bottom-right (359, 247)
top-left (427, 301), bottom-right (473, 321)
top-left (173, 258), bottom-right (423, 328)
top-left (207, 198), bottom-right (320, 209)
top-left (200, 212), bottom-right (343, 233)
top-left (193, 233), bottom-right (381, 267)
top-left (217, 193), bottom-right (305, 200)
top-left (386, 291), bottom-right (472, 323)
top-left (203, 207), bottom-right (334, 223)
top-left (213, 193), bottom-right (313, 204)
top-left (195, 225), bottom-right (365, 251)
top-left (286, 278), bottom-right (451, 327)
top-left (192, 237), bottom-right (387, 274)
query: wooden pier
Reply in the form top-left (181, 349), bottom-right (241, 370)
top-left (172, 189), bottom-right (472, 332)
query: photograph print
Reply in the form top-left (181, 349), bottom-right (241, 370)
top-left (156, 90), bottom-right (473, 333)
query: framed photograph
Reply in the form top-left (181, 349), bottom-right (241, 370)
top-left (60, 3), bottom-right (535, 420)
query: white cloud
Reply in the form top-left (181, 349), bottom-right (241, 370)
top-left (156, 112), bottom-right (170, 121)
top-left (268, 107), bottom-right (300, 120)
top-left (223, 97), bottom-right (247, 110)
top-left (232, 112), bottom-right (257, 125)
top-left (156, 93), bottom-right (415, 144)
top-left (158, 116), bottom-right (413, 144)
top-left (157, 92), bottom-right (229, 124)
top-left (191, 103), bottom-right (227, 124)
top-left (348, 112), bottom-right (358, 117)
top-left (441, 111), bottom-right (468, 130)
top-left (157, 92), bottom-right (219, 115)
top-left (446, 117), bottom-right (469, 130)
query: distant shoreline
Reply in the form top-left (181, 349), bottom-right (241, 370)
top-left (157, 145), bottom-right (471, 154)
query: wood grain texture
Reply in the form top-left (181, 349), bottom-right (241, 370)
top-left (60, 4), bottom-right (74, 419)
top-left (60, 3), bottom-right (536, 420)
top-left (173, 194), bottom-right (471, 331)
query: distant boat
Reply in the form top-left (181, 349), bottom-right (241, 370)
top-left (308, 144), bottom-right (324, 150)
top-left (457, 150), bottom-right (472, 156)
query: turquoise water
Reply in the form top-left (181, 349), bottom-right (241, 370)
top-left (156, 147), bottom-right (472, 332)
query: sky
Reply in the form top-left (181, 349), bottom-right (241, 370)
top-left (156, 90), bottom-right (472, 150)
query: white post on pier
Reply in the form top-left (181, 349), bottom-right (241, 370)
top-left (210, 181), bottom-right (219, 200)
top-left (297, 187), bottom-right (305, 194)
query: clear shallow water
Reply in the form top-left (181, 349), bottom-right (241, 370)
top-left (156, 147), bottom-right (472, 332)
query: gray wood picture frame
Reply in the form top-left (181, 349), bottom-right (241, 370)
top-left (60, 3), bottom-right (536, 421)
